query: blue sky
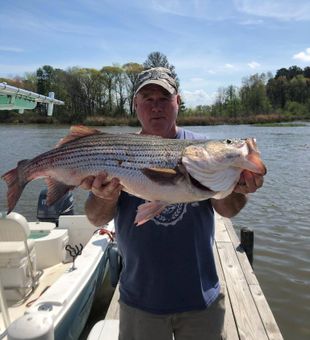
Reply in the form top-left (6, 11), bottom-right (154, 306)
top-left (1, 0), bottom-right (310, 107)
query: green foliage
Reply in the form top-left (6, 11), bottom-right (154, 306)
top-left (143, 51), bottom-right (180, 89)
top-left (284, 101), bottom-right (308, 116)
top-left (1, 57), bottom-right (309, 124)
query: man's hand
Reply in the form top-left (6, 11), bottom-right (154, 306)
top-left (80, 172), bottom-right (123, 201)
top-left (211, 169), bottom-right (264, 218)
top-left (233, 170), bottom-right (264, 195)
top-left (81, 172), bottom-right (123, 226)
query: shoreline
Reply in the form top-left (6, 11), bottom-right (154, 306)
top-left (0, 112), bottom-right (309, 126)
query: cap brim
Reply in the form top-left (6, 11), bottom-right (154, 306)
top-left (134, 80), bottom-right (176, 96)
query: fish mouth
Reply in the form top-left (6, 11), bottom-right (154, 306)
top-left (245, 138), bottom-right (267, 175)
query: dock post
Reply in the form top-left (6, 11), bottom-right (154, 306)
top-left (240, 227), bottom-right (254, 266)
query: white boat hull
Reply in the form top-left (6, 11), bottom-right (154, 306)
top-left (0, 214), bottom-right (114, 340)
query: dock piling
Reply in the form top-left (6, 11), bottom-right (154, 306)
top-left (240, 227), bottom-right (254, 266)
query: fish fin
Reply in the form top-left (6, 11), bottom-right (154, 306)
top-left (141, 167), bottom-right (184, 185)
top-left (134, 201), bottom-right (168, 226)
top-left (45, 178), bottom-right (75, 206)
top-left (1, 160), bottom-right (31, 214)
top-left (56, 125), bottom-right (102, 147)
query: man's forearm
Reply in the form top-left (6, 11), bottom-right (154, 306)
top-left (85, 193), bottom-right (117, 226)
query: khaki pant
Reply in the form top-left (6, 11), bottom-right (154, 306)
top-left (119, 291), bottom-right (225, 340)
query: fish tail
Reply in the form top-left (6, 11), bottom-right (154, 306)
top-left (1, 160), bottom-right (31, 214)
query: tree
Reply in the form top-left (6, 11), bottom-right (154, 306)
top-left (143, 51), bottom-right (171, 69)
top-left (288, 75), bottom-right (308, 103)
top-left (114, 67), bottom-right (128, 115)
top-left (287, 65), bottom-right (303, 80)
top-left (74, 68), bottom-right (105, 116)
top-left (224, 85), bottom-right (241, 118)
top-left (303, 66), bottom-right (310, 79)
top-left (64, 67), bottom-right (89, 122)
top-left (101, 66), bottom-right (120, 114)
top-left (212, 87), bottom-right (226, 117)
top-left (123, 62), bottom-right (144, 115)
top-left (36, 65), bottom-right (55, 95)
top-left (143, 51), bottom-right (180, 89)
top-left (36, 65), bottom-right (56, 115)
top-left (267, 76), bottom-right (289, 108)
top-left (275, 68), bottom-right (289, 79)
top-left (23, 72), bottom-right (37, 92)
top-left (240, 74), bottom-right (271, 115)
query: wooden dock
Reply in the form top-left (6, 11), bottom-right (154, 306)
top-left (87, 214), bottom-right (283, 340)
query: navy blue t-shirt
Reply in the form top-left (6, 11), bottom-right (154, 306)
top-left (114, 127), bottom-right (220, 314)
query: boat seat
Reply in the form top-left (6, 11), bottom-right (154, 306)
top-left (0, 241), bottom-right (35, 266)
top-left (0, 212), bottom-right (39, 302)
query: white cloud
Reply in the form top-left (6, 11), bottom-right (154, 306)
top-left (0, 46), bottom-right (24, 53)
top-left (224, 63), bottom-right (235, 69)
top-left (234, 0), bottom-right (310, 21)
top-left (182, 89), bottom-right (215, 107)
top-left (293, 48), bottom-right (310, 61)
top-left (238, 19), bottom-right (264, 25)
top-left (188, 77), bottom-right (205, 84)
top-left (248, 61), bottom-right (260, 69)
top-left (150, 0), bottom-right (234, 20)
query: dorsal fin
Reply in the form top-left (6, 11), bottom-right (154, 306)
top-left (56, 125), bottom-right (102, 147)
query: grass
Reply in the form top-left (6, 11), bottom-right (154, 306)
top-left (0, 111), bottom-right (309, 126)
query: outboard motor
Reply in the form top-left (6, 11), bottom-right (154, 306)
top-left (37, 188), bottom-right (74, 226)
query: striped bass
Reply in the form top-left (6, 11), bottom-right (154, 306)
top-left (1, 126), bottom-right (266, 225)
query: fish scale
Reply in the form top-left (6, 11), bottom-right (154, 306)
top-left (36, 134), bottom-right (190, 170)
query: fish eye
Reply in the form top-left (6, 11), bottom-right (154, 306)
top-left (226, 139), bottom-right (232, 144)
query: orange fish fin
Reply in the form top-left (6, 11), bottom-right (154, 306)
top-left (56, 125), bottom-right (102, 147)
top-left (45, 178), bottom-right (74, 206)
top-left (141, 167), bottom-right (183, 185)
top-left (1, 159), bottom-right (30, 214)
top-left (134, 201), bottom-right (168, 226)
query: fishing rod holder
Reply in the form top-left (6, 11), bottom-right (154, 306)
top-left (65, 244), bottom-right (83, 271)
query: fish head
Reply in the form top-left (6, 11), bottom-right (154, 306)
top-left (182, 138), bottom-right (266, 192)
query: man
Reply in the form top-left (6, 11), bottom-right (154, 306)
top-left (81, 67), bottom-right (264, 340)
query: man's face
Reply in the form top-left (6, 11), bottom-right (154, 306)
top-left (134, 84), bottom-right (180, 138)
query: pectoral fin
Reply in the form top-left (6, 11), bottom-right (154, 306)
top-left (134, 200), bottom-right (168, 226)
top-left (141, 167), bottom-right (184, 185)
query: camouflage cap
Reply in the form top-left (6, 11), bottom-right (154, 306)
top-left (134, 67), bottom-right (178, 96)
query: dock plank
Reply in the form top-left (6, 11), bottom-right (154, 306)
top-left (219, 216), bottom-right (260, 286)
top-left (249, 285), bottom-right (283, 340)
top-left (214, 249), bottom-right (239, 340)
top-left (217, 241), bottom-right (268, 340)
top-left (88, 215), bottom-right (283, 340)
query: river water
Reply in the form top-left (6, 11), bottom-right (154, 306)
top-left (0, 123), bottom-right (309, 339)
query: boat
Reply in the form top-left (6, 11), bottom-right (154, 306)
top-left (0, 191), bottom-right (120, 340)
top-left (0, 82), bottom-right (64, 115)
top-left (0, 84), bottom-right (119, 339)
